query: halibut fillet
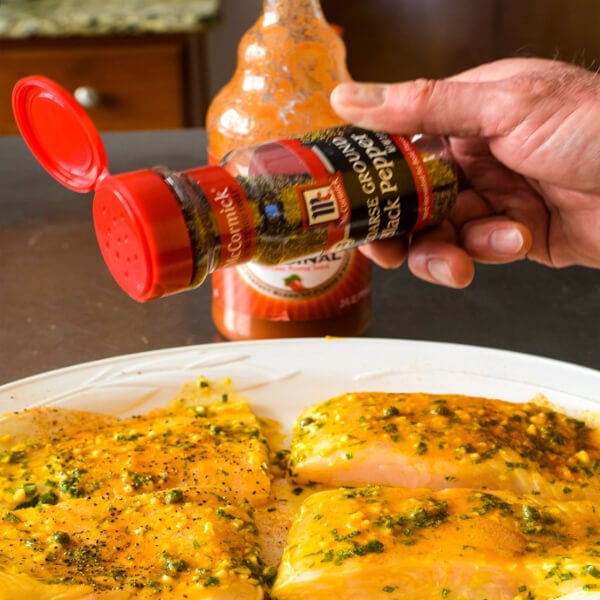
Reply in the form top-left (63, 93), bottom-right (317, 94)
top-left (288, 392), bottom-right (600, 500)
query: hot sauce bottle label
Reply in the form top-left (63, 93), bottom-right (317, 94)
top-left (212, 249), bottom-right (371, 322)
top-left (239, 251), bottom-right (352, 299)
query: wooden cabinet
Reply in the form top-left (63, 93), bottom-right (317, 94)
top-left (0, 34), bottom-right (207, 135)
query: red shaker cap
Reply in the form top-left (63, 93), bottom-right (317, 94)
top-left (12, 75), bottom-right (194, 301)
top-left (12, 75), bottom-right (108, 192)
top-left (94, 172), bottom-right (194, 302)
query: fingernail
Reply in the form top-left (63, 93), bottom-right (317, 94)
top-left (427, 259), bottom-right (454, 285)
top-left (489, 228), bottom-right (524, 254)
top-left (332, 83), bottom-right (387, 108)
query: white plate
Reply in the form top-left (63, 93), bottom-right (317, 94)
top-left (0, 338), bottom-right (599, 434)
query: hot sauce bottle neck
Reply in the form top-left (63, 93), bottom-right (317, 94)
top-left (262, 0), bottom-right (326, 22)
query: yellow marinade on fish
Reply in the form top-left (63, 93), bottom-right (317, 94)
top-left (0, 395), bottom-right (271, 511)
top-left (0, 407), bottom-right (121, 447)
top-left (3, 380), bottom-right (600, 599)
top-left (0, 486), bottom-right (268, 600)
top-left (272, 485), bottom-right (600, 600)
top-left (287, 392), bottom-right (600, 499)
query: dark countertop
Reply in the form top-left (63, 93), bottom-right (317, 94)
top-left (0, 128), bottom-right (598, 385)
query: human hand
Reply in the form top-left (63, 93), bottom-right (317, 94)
top-left (330, 58), bottom-right (600, 287)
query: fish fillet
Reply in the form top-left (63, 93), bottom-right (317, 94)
top-left (0, 407), bottom-right (119, 447)
top-left (0, 398), bottom-right (271, 509)
top-left (273, 485), bottom-right (600, 599)
top-left (288, 392), bottom-right (600, 500)
top-left (0, 486), bottom-right (265, 599)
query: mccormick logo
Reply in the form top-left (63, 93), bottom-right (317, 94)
top-left (301, 183), bottom-right (340, 227)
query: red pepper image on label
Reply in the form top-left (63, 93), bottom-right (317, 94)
top-left (284, 274), bottom-right (306, 291)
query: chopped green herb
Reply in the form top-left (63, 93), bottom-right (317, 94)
top-left (39, 490), bottom-right (58, 505)
top-left (382, 406), bottom-right (400, 419)
top-left (165, 489), bottom-right (185, 504)
top-left (4, 512), bottom-right (21, 523)
top-left (23, 483), bottom-right (37, 497)
top-left (584, 565), bottom-right (600, 579)
top-left (51, 531), bottom-right (70, 545)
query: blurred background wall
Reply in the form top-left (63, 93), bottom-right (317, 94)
top-left (1, 0), bottom-right (598, 134)
top-left (208, 0), bottom-right (600, 94)
top-left (320, 0), bottom-right (600, 82)
top-left (206, 0), bottom-right (262, 97)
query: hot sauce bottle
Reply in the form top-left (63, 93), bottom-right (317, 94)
top-left (206, 0), bottom-right (374, 340)
top-left (12, 78), bottom-right (458, 311)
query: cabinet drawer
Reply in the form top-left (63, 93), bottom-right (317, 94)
top-left (0, 36), bottom-right (201, 134)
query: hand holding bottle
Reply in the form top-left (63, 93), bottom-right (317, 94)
top-left (330, 57), bottom-right (600, 287)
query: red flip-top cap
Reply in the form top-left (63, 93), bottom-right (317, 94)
top-left (13, 75), bottom-right (108, 192)
top-left (12, 76), bottom-right (194, 301)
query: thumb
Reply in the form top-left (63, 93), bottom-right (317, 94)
top-left (330, 79), bottom-right (518, 138)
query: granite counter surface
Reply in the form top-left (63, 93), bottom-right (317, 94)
top-left (0, 0), bottom-right (220, 39)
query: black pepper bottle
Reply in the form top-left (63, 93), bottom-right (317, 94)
top-left (92, 125), bottom-right (457, 302)
top-left (12, 76), bottom-right (458, 304)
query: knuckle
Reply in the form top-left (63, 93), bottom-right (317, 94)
top-left (406, 78), bottom-right (445, 109)
top-left (390, 78), bottom-right (447, 131)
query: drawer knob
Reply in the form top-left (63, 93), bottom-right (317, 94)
top-left (73, 86), bottom-right (101, 109)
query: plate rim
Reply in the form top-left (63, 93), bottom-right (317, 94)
top-left (1, 336), bottom-right (598, 394)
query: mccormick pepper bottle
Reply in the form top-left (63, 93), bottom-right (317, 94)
top-left (12, 78), bottom-right (458, 307)
top-left (206, 0), bottom-right (373, 340)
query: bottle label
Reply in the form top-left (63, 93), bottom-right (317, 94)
top-left (187, 166), bottom-right (257, 268)
top-left (202, 127), bottom-right (452, 272)
top-left (213, 249), bottom-right (372, 322)
top-left (282, 127), bottom-right (436, 252)
top-left (239, 251), bottom-right (351, 299)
